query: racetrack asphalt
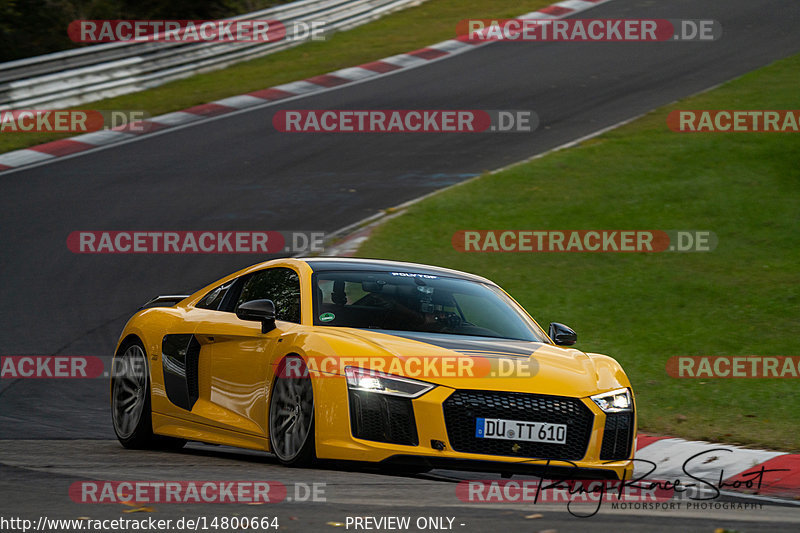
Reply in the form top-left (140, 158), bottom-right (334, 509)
top-left (1, 0), bottom-right (800, 529)
top-left (2, 440), bottom-right (800, 532)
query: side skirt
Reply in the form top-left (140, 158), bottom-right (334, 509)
top-left (152, 411), bottom-right (269, 452)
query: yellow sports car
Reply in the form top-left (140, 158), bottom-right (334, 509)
top-left (111, 258), bottom-right (635, 479)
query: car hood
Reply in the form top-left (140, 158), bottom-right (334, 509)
top-left (309, 328), bottom-right (628, 397)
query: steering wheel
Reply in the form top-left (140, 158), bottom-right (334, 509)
top-left (434, 312), bottom-right (462, 330)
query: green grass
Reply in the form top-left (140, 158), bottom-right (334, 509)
top-left (0, 0), bottom-right (554, 154)
top-left (357, 53), bottom-right (800, 451)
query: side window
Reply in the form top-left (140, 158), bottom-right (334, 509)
top-left (236, 267), bottom-right (301, 323)
top-left (196, 281), bottom-right (233, 310)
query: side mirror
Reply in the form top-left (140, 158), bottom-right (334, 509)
top-left (548, 322), bottom-right (577, 346)
top-left (236, 299), bottom-right (276, 333)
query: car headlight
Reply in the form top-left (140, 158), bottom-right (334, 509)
top-left (344, 366), bottom-right (435, 398)
top-left (590, 388), bottom-right (633, 412)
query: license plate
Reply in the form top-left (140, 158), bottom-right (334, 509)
top-left (475, 417), bottom-right (567, 444)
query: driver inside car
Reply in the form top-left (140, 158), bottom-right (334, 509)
top-left (368, 289), bottom-right (461, 332)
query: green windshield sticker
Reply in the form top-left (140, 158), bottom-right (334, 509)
top-left (319, 312), bottom-right (335, 322)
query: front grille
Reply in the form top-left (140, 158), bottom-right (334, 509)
top-left (443, 390), bottom-right (594, 461)
top-left (349, 391), bottom-right (418, 446)
top-left (600, 412), bottom-right (634, 460)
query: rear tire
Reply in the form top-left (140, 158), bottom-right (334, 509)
top-left (268, 356), bottom-right (315, 466)
top-left (111, 339), bottom-right (186, 450)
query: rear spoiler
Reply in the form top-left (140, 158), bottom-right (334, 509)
top-left (139, 295), bottom-right (190, 310)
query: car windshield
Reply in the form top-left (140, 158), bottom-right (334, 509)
top-left (313, 270), bottom-right (547, 342)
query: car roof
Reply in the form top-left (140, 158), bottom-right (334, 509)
top-left (297, 257), bottom-right (496, 285)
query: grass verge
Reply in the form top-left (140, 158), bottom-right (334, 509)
top-left (357, 53), bottom-right (800, 451)
top-left (0, 0), bottom-right (554, 154)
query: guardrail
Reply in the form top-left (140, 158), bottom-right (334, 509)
top-left (0, 0), bottom-right (425, 110)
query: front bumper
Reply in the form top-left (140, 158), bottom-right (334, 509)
top-left (312, 375), bottom-right (635, 480)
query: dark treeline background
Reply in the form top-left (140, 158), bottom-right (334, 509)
top-left (0, 0), bottom-right (295, 62)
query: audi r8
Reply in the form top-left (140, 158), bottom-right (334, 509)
top-left (111, 257), bottom-right (636, 479)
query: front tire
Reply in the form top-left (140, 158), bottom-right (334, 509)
top-left (111, 339), bottom-right (185, 450)
top-left (268, 356), bottom-right (315, 466)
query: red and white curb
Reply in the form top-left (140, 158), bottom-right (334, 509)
top-left (0, 0), bottom-right (614, 174)
top-left (636, 433), bottom-right (800, 499)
